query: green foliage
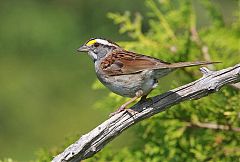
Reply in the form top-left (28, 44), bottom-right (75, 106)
top-left (2, 0), bottom-right (238, 161)
top-left (0, 0), bottom-right (147, 160)
top-left (87, 0), bottom-right (240, 161)
top-left (0, 159), bottom-right (16, 162)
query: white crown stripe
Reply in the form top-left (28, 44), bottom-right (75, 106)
top-left (95, 39), bottom-right (116, 47)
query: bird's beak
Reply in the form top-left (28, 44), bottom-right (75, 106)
top-left (77, 45), bottom-right (89, 52)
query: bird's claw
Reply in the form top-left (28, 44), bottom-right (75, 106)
top-left (109, 106), bottom-right (126, 117)
top-left (109, 107), bottom-right (138, 117)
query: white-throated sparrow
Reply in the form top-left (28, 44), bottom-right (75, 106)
top-left (77, 38), bottom-right (219, 116)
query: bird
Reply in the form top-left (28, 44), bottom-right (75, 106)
top-left (77, 38), bottom-right (219, 116)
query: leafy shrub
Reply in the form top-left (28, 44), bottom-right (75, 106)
top-left (88, 0), bottom-right (240, 161)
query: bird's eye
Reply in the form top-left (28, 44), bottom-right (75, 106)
top-left (94, 43), bottom-right (100, 47)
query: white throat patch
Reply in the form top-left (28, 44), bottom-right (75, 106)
top-left (89, 51), bottom-right (98, 60)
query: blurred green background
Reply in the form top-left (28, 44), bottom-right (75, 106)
top-left (0, 0), bottom-right (148, 161)
top-left (0, 0), bottom-right (238, 161)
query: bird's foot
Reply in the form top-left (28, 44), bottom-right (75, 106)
top-left (125, 108), bottom-right (138, 116)
top-left (139, 96), bottom-right (153, 104)
top-left (109, 90), bottom-right (143, 117)
top-left (109, 105), bottom-right (126, 117)
top-left (109, 106), bottom-right (138, 117)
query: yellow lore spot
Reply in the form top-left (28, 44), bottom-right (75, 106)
top-left (86, 39), bottom-right (97, 46)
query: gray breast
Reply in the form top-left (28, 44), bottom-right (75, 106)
top-left (95, 67), bottom-right (156, 98)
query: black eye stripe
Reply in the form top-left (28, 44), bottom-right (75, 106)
top-left (103, 44), bottom-right (116, 49)
top-left (93, 42), bottom-right (116, 49)
top-left (94, 42), bottom-right (100, 47)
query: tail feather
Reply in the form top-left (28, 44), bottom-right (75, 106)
top-left (166, 61), bottom-right (221, 69)
top-left (153, 61), bottom-right (221, 79)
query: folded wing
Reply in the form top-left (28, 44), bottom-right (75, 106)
top-left (101, 49), bottom-right (220, 76)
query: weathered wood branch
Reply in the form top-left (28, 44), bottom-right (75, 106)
top-left (52, 64), bottom-right (240, 162)
top-left (185, 121), bottom-right (240, 132)
top-left (231, 82), bottom-right (240, 90)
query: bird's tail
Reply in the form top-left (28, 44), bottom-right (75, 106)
top-left (167, 61), bottom-right (221, 69)
top-left (153, 61), bottom-right (221, 79)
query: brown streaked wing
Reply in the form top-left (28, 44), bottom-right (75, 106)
top-left (101, 49), bottom-right (170, 76)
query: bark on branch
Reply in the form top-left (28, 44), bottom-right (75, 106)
top-left (185, 121), bottom-right (240, 132)
top-left (52, 64), bottom-right (240, 162)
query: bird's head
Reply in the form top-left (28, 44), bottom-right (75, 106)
top-left (77, 38), bottom-right (120, 62)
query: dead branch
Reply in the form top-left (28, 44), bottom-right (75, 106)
top-left (52, 63), bottom-right (240, 162)
top-left (186, 122), bottom-right (240, 132)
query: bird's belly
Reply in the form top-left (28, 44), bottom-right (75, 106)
top-left (97, 70), bottom-right (156, 98)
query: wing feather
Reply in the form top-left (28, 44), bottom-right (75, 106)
top-left (100, 49), bottom-right (220, 76)
top-left (101, 50), bottom-right (170, 75)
